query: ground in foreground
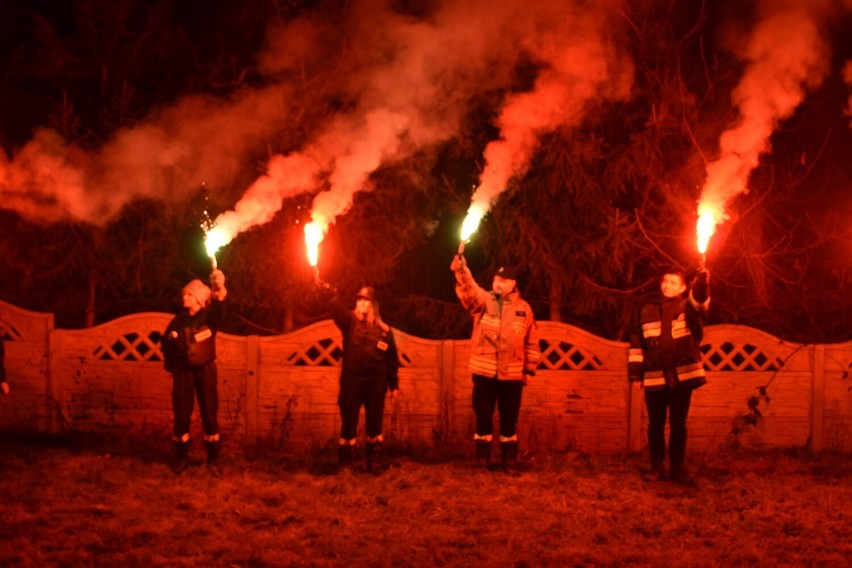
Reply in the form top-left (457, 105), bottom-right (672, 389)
top-left (0, 434), bottom-right (849, 567)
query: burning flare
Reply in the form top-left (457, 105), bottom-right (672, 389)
top-left (460, 203), bottom-right (486, 243)
top-left (696, 204), bottom-right (720, 256)
top-left (304, 221), bottom-right (325, 267)
top-left (204, 227), bottom-right (232, 268)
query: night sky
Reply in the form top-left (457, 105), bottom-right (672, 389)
top-left (1, 0), bottom-right (851, 342)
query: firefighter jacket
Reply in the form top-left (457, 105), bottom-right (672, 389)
top-left (162, 299), bottom-right (224, 373)
top-left (453, 262), bottom-right (541, 381)
top-left (628, 281), bottom-right (710, 391)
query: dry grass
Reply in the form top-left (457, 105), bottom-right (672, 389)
top-left (0, 433), bottom-right (849, 567)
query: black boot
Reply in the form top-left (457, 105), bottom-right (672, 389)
top-left (641, 460), bottom-right (666, 481)
top-left (366, 441), bottom-right (383, 474)
top-left (205, 441), bottom-right (221, 477)
top-left (338, 444), bottom-right (354, 471)
top-left (475, 440), bottom-right (491, 468)
top-left (500, 441), bottom-right (518, 471)
top-left (670, 464), bottom-right (696, 487)
top-left (172, 441), bottom-right (189, 474)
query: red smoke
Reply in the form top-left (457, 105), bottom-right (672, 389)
top-left (3, 0), bottom-right (846, 257)
top-left (698, 1), bottom-right (833, 233)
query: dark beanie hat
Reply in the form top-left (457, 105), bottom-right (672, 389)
top-left (354, 286), bottom-right (376, 302)
top-left (496, 265), bottom-right (518, 280)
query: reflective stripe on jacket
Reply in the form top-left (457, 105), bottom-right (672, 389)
top-left (454, 264), bottom-right (540, 380)
top-left (628, 290), bottom-right (709, 391)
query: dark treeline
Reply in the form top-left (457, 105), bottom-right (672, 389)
top-left (1, 0), bottom-right (850, 343)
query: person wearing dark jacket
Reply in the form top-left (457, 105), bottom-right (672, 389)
top-left (628, 268), bottom-right (710, 484)
top-left (162, 269), bottom-right (227, 475)
top-left (320, 284), bottom-right (400, 472)
top-left (0, 337), bottom-right (8, 395)
top-left (451, 254), bottom-right (541, 470)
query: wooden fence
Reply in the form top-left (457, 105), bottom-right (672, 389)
top-left (1, 299), bottom-right (850, 453)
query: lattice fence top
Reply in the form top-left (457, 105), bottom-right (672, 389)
top-left (538, 339), bottom-right (604, 371)
top-left (700, 342), bottom-right (783, 372)
top-left (286, 337), bottom-right (413, 367)
top-left (0, 320), bottom-right (22, 341)
top-left (92, 331), bottom-right (164, 362)
top-left (288, 338), bottom-right (341, 366)
top-left (74, 326), bottom-right (796, 372)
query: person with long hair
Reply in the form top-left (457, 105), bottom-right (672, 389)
top-left (319, 284), bottom-right (400, 472)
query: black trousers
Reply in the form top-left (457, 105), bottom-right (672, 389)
top-left (171, 364), bottom-right (219, 440)
top-left (338, 372), bottom-right (387, 441)
top-left (644, 387), bottom-right (693, 465)
top-left (472, 374), bottom-right (524, 438)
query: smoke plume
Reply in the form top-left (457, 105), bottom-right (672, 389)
top-left (469, 1), bottom-right (632, 222)
top-left (1, 88), bottom-right (291, 225)
top-left (698, 1), bottom-right (832, 226)
top-left (843, 61), bottom-right (852, 124)
top-left (1, 0), bottom-right (633, 251)
top-left (216, 0), bottom-right (635, 251)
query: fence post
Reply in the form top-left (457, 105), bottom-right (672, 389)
top-left (245, 335), bottom-right (260, 444)
top-left (47, 329), bottom-right (64, 433)
top-left (810, 344), bottom-right (825, 453)
top-left (439, 339), bottom-right (456, 440)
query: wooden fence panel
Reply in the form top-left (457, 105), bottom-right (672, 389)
top-left (55, 313), bottom-right (173, 434)
top-left (691, 326), bottom-right (814, 450)
top-left (0, 300), bottom-right (53, 431)
top-left (257, 321), bottom-right (343, 446)
top-left (393, 329), bottom-right (442, 444)
top-left (823, 341), bottom-right (852, 451)
top-left (215, 332), bottom-right (249, 440)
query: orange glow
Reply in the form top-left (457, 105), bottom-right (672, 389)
top-left (304, 221), bottom-right (325, 267)
top-left (696, 205), bottom-right (719, 254)
top-left (460, 203), bottom-right (486, 243)
top-left (204, 227), bottom-right (231, 263)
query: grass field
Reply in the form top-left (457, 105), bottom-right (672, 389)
top-left (0, 433), bottom-right (849, 567)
